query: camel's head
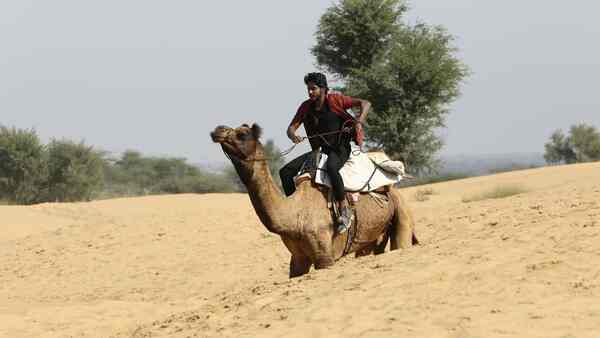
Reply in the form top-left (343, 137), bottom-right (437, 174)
top-left (210, 123), bottom-right (263, 161)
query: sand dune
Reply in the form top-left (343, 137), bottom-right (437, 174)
top-left (1, 162), bottom-right (599, 338)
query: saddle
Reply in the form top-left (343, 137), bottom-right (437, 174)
top-left (293, 149), bottom-right (403, 195)
top-left (293, 149), bottom-right (393, 255)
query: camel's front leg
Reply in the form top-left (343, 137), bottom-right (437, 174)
top-left (282, 238), bottom-right (312, 278)
top-left (289, 255), bottom-right (311, 278)
top-left (311, 232), bottom-right (335, 269)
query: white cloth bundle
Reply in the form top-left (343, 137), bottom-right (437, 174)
top-left (314, 150), bottom-right (406, 192)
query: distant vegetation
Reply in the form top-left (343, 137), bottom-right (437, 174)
top-left (0, 125), bottom-right (247, 205)
top-left (5, 118), bottom-right (591, 206)
top-left (544, 123), bottom-right (600, 164)
top-left (101, 150), bottom-right (237, 199)
top-left (462, 185), bottom-right (528, 203)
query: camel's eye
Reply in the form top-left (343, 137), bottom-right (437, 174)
top-left (236, 131), bottom-right (251, 141)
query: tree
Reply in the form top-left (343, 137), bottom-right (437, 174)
top-left (149, 157), bottom-right (236, 194)
top-left (312, 0), bottom-right (407, 77)
top-left (569, 123), bottom-right (600, 162)
top-left (46, 139), bottom-right (105, 202)
top-left (544, 130), bottom-right (576, 164)
top-left (0, 126), bottom-right (48, 204)
top-left (312, 0), bottom-right (468, 174)
top-left (544, 123), bottom-right (600, 165)
top-left (112, 150), bottom-right (157, 190)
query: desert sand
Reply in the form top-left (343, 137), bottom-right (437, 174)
top-left (1, 162), bottom-right (599, 338)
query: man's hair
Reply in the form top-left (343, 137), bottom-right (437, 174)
top-left (303, 72), bottom-right (328, 89)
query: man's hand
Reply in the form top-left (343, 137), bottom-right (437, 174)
top-left (291, 134), bottom-right (303, 144)
top-left (286, 124), bottom-right (304, 144)
top-left (355, 121), bottom-right (363, 135)
top-left (287, 130), bottom-right (303, 144)
top-left (354, 121), bottom-right (364, 147)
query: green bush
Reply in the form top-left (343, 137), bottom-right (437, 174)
top-left (108, 150), bottom-right (158, 188)
top-left (545, 123), bottom-right (600, 164)
top-left (0, 125), bottom-right (241, 204)
top-left (153, 174), bottom-right (236, 194)
top-left (0, 126), bottom-right (48, 204)
top-left (188, 174), bottom-right (237, 193)
top-left (46, 139), bottom-right (105, 202)
top-left (103, 151), bottom-right (237, 196)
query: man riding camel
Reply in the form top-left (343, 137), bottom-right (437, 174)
top-left (280, 72), bottom-right (371, 233)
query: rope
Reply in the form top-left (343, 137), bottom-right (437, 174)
top-left (279, 120), bottom-right (357, 157)
top-left (229, 120), bottom-right (359, 161)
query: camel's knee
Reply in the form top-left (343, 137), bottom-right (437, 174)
top-left (355, 246), bottom-right (374, 257)
top-left (289, 256), bottom-right (311, 278)
top-left (314, 255), bottom-right (334, 269)
top-left (306, 232), bottom-right (334, 270)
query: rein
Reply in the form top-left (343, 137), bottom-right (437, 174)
top-left (222, 150), bottom-right (268, 163)
top-left (222, 120), bottom-right (359, 162)
top-left (280, 121), bottom-right (357, 157)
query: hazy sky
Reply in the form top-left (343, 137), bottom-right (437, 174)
top-left (2, 1), bottom-right (599, 164)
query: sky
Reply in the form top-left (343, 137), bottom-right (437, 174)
top-left (2, 0), bottom-right (599, 165)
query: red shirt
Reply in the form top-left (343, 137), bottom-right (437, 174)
top-left (291, 93), bottom-right (364, 146)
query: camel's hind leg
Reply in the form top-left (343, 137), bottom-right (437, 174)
top-left (355, 231), bottom-right (389, 257)
top-left (373, 230), bottom-right (390, 254)
top-left (389, 188), bottom-right (418, 250)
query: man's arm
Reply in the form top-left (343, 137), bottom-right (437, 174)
top-left (287, 120), bottom-right (303, 144)
top-left (287, 102), bottom-right (308, 144)
top-left (342, 96), bottom-right (370, 146)
top-left (350, 98), bottom-right (371, 124)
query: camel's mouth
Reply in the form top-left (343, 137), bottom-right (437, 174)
top-left (210, 125), bottom-right (232, 143)
top-left (210, 125), bottom-right (246, 160)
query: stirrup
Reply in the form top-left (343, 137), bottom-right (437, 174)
top-left (337, 207), bottom-right (353, 233)
top-left (337, 222), bottom-right (349, 234)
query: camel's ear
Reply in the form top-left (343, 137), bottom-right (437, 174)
top-left (251, 124), bottom-right (262, 140)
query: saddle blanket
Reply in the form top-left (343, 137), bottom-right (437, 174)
top-left (314, 150), bottom-right (406, 192)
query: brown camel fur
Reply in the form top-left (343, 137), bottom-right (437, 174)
top-left (211, 123), bottom-right (418, 278)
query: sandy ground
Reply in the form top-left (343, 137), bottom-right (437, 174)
top-left (1, 162), bottom-right (600, 338)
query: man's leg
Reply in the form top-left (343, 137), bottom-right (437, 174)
top-left (325, 151), bottom-right (346, 202)
top-left (326, 148), bottom-right (352, 232)
top-left (279, 152), bottom-right (310, 197)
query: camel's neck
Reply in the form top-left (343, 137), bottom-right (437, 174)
top-left (233, 148), bottom-right (295, 235)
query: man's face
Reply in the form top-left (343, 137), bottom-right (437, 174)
top-left (306, 82), bottom-right (322, 101)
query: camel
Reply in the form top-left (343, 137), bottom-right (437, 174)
top-left (210, 123), bottom-right (418, 278)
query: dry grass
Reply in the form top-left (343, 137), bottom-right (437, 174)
top-left (462, 185), bottom-right (528, 203)
top-left (414, 188), bottom-right (435, 202)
